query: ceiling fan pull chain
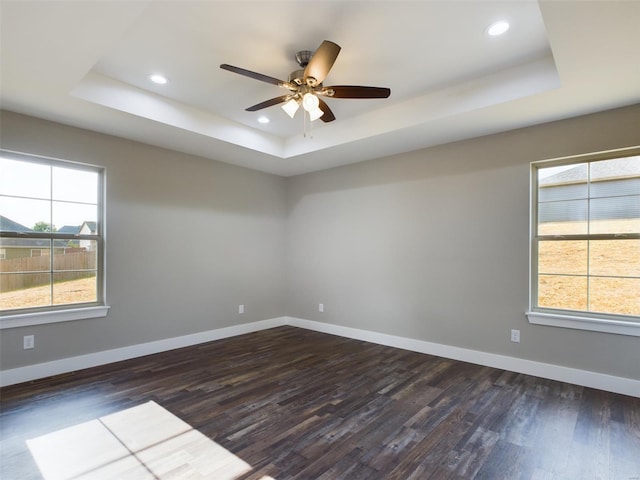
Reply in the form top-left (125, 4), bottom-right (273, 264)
top-left (306, 110), bottom-right (315, 139)
top-left (303, 109), bottom-right (309, 138)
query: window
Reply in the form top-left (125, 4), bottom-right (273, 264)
top-left (0, 150), bottom-right (108, 328)
top-left (527, 148), bottom-right (640, 336)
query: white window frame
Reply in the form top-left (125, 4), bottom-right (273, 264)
top-left (526, 146), bottom-right (640, 337)
top-left (0, 150), bottom-right (109, 329)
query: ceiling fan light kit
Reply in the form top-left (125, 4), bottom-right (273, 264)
top-left (282, 98), bottom-right (300, 118)
top-left (302, 92), bottom-right (319, 111)
top-left (307, 105), bottom-right (324, 122)
top-left (220, 40), bottom-right (391, 134)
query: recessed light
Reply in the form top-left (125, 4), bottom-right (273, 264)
top-left (486, 20), bottom-right (510, 37)
top-left (257, 116), bottom-right (270, 124)
top-left (149, 74), bottom-right (168, 85)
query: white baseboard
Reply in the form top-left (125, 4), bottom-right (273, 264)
top-left (0, 317), bottom-right (286, 387)
top-left (3, 316), bottom-right (638, 397)
top-left (285, 317), bottom-right (640, 398)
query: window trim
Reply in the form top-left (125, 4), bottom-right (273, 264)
top-left (0, 305), bottom-right (110, 329)
top-left (0, 149), bottom-right (108, 328)
top-left (526, 146), bottom-right (640, 336)
top-left (526, 310), bottom-right (640, 337)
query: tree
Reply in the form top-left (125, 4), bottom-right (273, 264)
top-left (33, 221), bottom-right (56, 232)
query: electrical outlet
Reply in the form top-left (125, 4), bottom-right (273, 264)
top-left (319, 303), bottom-right (324, 313)
top-left (23, 335), bottom-right (34, 350)
top-left (510, 329), bottom-right (521, 343)
top-left (238, 304), bottom-right (245, 314)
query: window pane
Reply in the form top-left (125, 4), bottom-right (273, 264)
top-left (538, 163), bottom-right (588, 201)
top-left (538, 275), bottom-right (588, 311)
top-left (0, 196), bottom-right (51, 232)
top-left (52, 202), bottom-right (98, 232)
top-left (0, 272), bottom-right (52, 310)
top-left (538, 199), bottom-right (588, 224)
top-left (590, 156), bottom-right (640, 183)
top-left (589, 277), bottom-right (640, 316)
top-left (590, 177), bottom-right (640, 198)
top-left (538, 183), bottom-right (588, 202)
top-left (0, 157), bottom-right (50, 200)
top-left (53, 240), bottom-right (97, 271)
top-left (53, 271), bottom-right (97, 305)
top-left (589, 239), bottom-right (640, 277)
top-left (52, 166), bottom-right (98, 204)
top-left (589, 196), bottom-right (640, 234)
top-left (538, 199), bottom-right (588, 235)
top-left (538, 240), bottom-right (587, 275)
top-left (0, 238), bottom-right (51, 270)
top-left (589, 218), bottom-right (640, 235)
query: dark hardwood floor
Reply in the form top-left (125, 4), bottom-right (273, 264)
top-left (1, 326), bottom-right (639, 479)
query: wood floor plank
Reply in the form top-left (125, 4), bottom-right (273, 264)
top-left (1, 326), bottom-right (639, 480)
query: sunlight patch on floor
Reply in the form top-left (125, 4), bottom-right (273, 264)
top-left (26, 401), bottom-right (261, 480)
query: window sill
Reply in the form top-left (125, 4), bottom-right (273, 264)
top-left (526, 311), bottom-right (640, 337)
top-left (0, 306), bottom-right (110, 329)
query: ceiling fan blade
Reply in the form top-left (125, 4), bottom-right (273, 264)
top-left (303, 40), bottom-right (341, 85)
top-left (220, 64), bottom-right (288, 87)
top-left (323, 85), bottom-right (391, 99)
top-left (245, 95), bottom-right (290, 112)
top-left (317, 98), bottom-right (336, 122)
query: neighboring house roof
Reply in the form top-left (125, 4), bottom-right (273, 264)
top-left (58, 225), bottom-right (81, 234)
top-left (0, 215), bottom-right (32, 233)
top-left (80, 221), bottom-right (97, 234)
top-left (540, 156), bottom-right (640, 186)
top-left (0, 217), bottom-right (94, 248)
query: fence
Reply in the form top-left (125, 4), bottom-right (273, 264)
top-left (0, 251), bottom-right (96, 292)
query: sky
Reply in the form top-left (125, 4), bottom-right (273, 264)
top-left (0, 157), bottom-right (99, 230)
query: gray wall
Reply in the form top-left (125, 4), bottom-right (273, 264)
top-left (2, 105), bottom-right (639, 381)
top-left (285, 104), bottom-right (640, 381)
top-left (0, 111), bottom-right (287, 369)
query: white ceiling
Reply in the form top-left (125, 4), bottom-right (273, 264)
top-left (1, 1), bottom-right (639, 177)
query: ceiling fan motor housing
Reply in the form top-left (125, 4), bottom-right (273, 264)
top-left (289, 69), bottom-right (305, 85)
top-left (295, 50), bottom-right (312, 67)
top-left (291, 50), bottom-right (315, 85)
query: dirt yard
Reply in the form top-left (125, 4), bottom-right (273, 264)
top-left (0, 277), bottom-right (96, 310)
top-left (538, 219), bottom-right (639, 315)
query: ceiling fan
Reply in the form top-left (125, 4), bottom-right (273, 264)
top-left (220, 40), bottom-right (391, 123)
